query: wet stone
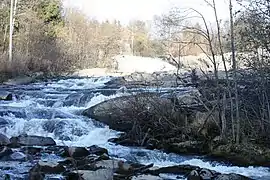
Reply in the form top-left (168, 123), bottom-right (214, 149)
top-left (45, 175), bottom-right (65, 180)
top-left (30, 161), bottom-right (66, 174)
top-left (95, 160), bottom-right (120, 170)
top-left (10, 135), bottom-right (56, 147)
top-left (69, 169), bottom-right (114, 180)
top-left (64, 147), bottom-right (90, 158)
top-left (21, 146), bottom-right (42, 155)
top-left (0, 93), bottom-right (13, 101)
top-left (0, 118), bottom-right (9, 128)
top-left (44, 146), bottom-right (67, 156)
top-left (0, 146), bottom-right (13, 159)
top-left (0, 133), bottom-right (10, 146)
top-left (88, 145), bottom-right (108, 156)
top-left (97, 153), bottom-right (110, 161)
top-left (10, 151), bottom-right (27, 161)
top-left (132, 175), bottom-right (163, 180)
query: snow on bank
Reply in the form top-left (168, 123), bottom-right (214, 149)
top-left (74, 54), bottom-right (237, 77)
top-left (179, 53), bottom-right (232, 72)
top-left (115, 55), bottom-right (177, 73)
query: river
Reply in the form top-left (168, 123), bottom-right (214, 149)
top-left (0, 77), bottom-right (269, 179)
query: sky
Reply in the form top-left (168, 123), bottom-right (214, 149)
top-left (63, 0), bottom-right (238, 24)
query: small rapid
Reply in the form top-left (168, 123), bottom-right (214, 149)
top-left (0, 77), bottom-right (269, 179)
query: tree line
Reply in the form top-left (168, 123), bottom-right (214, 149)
top-left (0, 0), bottom-right (167, 78)
top-left (0, 0), bottom-right (235, 78)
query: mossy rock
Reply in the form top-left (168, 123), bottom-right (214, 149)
top-left (211, 143), bottom-right (270, 166)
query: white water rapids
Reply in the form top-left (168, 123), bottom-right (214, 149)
top-left (0, 77), bottom-right (269, 180)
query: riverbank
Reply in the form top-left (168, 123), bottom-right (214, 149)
top-left (82, 87), bottom-right (270, 168)
top-left (81, 73), bottom-right (270, 168)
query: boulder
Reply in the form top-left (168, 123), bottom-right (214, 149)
top-left (211, 143), bottom-right (270, 167)
top-left (44, 146), bottom-right (67, 155)
top-left (187, 169), bottom-right (250, 180)
top-left (149, 165), bottom-right (200, 176)
top-left (187, 170), bottom-right (201, 180)
top-left (95, 160), bottom-right (120, 170)
top-left (104, 77), bottom-right (127, 89)
top-left (29, 171), bottom-right (45, 180)
top-left (109, 136), bottom-right (140, 147)
top-left (10, 135), bottom-right (56, 147)
top-left (0, 93), bottom-right (13, 101)
top-left (79, 93), bottom-right (95, 106)
top-left (9, 151), bottom-right (27, 161)
top-left (76, 163), bottom-right (99, 171)
top-left (97, 153), bottom-right (110, 161)
top-left (115, 161), bottom-right (135, 175)
top-left (214, 174), bottom-right (250, 180)
top-left (198, 168), bottom-right (216, 179)
top-left (64, 147), bottom-right (90, 158)
top-left (0, 91), bottom-right (10, 99)
top-left (83, 92), bottom-right (214, 155)
top-left (132, 175), bottom-right (162, 180)
top-left (82, 93), bottom-right (179, 132)
top-left (0, 133), bottom-right (10, 146)
top-left (68, 169), bottom-right (114, 180)
top-left (0, 146), bottom-right (13, 158)
top-left (88, 145), bottom-right (108, 156)
top-left (21, 146), bottom-right (42, 155)
top-left (30, 161), bottom-right (66, 174)
top-left (59, 155), bottom-right (101, 169)
top-left (5, 93), bottom-right (13, 101)
top-left (0, 118), bottom-right (9, 127)
top-left (63, 92), bottom-right (94, 107)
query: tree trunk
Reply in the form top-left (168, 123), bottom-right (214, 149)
top-left (213, 0), bottom-right (229, 140)
top-left (9, 0), bottom-right (14, 63)
top-left (213, 0), bottom-right (228, 80)
top-left (230, 0), bottom-right (240, 144)
top-left (2, 25), bottom-right (8, 53)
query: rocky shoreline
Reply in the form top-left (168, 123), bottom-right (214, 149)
top-left (0, 134), bottom-right (250, 180)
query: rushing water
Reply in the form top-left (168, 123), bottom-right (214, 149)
top-left (0, 77), bottom-right (269, 180)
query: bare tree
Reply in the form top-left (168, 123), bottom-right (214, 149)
top-left (154, 1), bottom-right (243, 141)
top-left (230, 0), bottom-right (240, 143)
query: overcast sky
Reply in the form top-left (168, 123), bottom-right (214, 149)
top-left (63, 0), bottom-right (238, 24)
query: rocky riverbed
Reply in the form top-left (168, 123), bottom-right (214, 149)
top-left (0, 134), bottom-right (252, 180)
top-left (0, 76), bottom-right (269, 180)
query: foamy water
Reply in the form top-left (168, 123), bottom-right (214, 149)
top-left (0, 77), bottom-right (269, 179)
